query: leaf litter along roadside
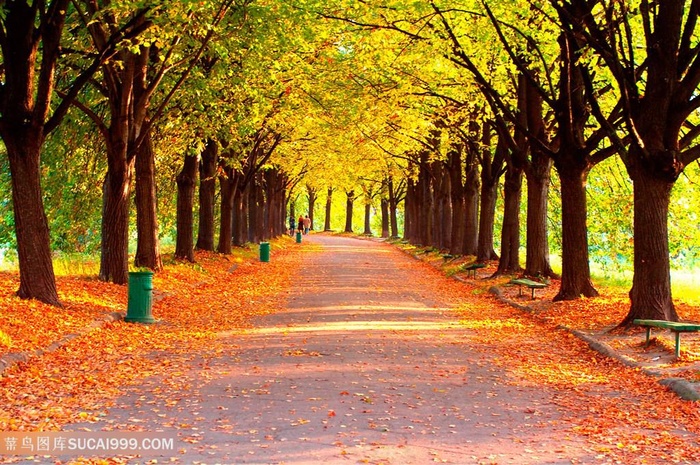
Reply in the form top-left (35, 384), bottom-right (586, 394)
top-left (2, 236), bottom-right (700, 464)
top-left (0, 240), bottom-right (298, 441)
top-left (401, 245), bottom-right (700, 463)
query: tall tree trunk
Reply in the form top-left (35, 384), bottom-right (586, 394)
top-left (620, 153), bottom-right (679, 324)
top-left (380, 196), bottom-right (390, 238)
top-left (388, 177), bottom-right (400, 239)
top-left (433, 162), bottom-right (452, 250)
top-left (4, 133), bottom-right (60, 305)
top-left (99, 49), bottom-right (143, 284)
top-left (477, 132), bottom-right (503, 262)
top-left (463, 155), bottom-right (479, 255)
top-left (404, 179), bottom-right (418, 241)
top-left (363, 202), bottom-right (372, 236)
top-left (262, 172), bottom-right (273, 240)
top-left (344, 190), bottom-right (355, 233)
top-left (495, 76), bottom-right (528, 276)
top-left (134, 130), bottom-right (162, 270)
top-left (495, 162), bottom-right (523, 275)
top-left (524, 155), bottom-right (554, 277)
top-left (448, 146), bottom-right (465, 255)
top-left (0, 0), bottom-right (70, 305)
top-left (217, 167), bottom-right (237, 254)
top-left (254, 174), bottom-right (265, 242)
top-left (232, 185), bottom-right (246, 246)
top-left (307, 184), bottom-right (317, 231)
top-left (324, 187), bottom-right (333, 231)
top-left (100, 159), bottom-right (132, 284)
top-left (554, 159), bottom-right (599, 300)
top-left (550, 28), bottom-right (601, 300)
top-left (418, 159), bottom-right (433, 246)
top-left (175, 152), bottom-right (199, 262)
top-left (477, 178), bottom-right (499, 262)
top-left (196, 139), bottom-right (218, 251)
top-left (289, 201), bottom-right (297, 233)
top-left (524, 78), bottom-right (555, 278)
top-left (265, 168), bottom-right (286, 238)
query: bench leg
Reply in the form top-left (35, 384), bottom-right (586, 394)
top-left (531, 287), bottom-right (536, 300)
top-left (675, 332), bottom-right (681, 358)
top-left (645, 327), bottom-right (651, 346)
top-left (518, 285), bottom-right (523, 297)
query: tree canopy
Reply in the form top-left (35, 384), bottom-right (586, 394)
top-left (1, 0), bottom-right (700, 325)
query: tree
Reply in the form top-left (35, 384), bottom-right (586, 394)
top-left (0, 0), bottom-right (146, 305)
top-left (69, 0), bottom-right (234, 282)
top-left (554, 1), bottom-right (700, 322)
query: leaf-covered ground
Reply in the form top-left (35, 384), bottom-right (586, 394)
top-left (1, 235), bottom-right (700, 464)
top-left (0, 240), bottom-right (297, 437)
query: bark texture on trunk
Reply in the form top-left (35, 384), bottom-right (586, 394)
top-left (100, 165), bottom-right (132, 284)
top-left (363, 203), bottom-right (372, 236)
top-left (380, 197), bottom-right (390, 238)
top-left (495, 163), bottom-right (523, 275)
top-left (463, 156), bottom-right (479, 255)
top-left (524, 156), bottom-right (555, 278)
top-left (196, 139), bottom-right (218, 251)
top-left (388, 177), bottom-right (401, 238)
top-left (175, 152), bottom-right (199, 262)
top-left (344, 191), bottom-right (355, 233)
top-left (448, 146), bottom-right (465, 255)
top-left (6, 134), bottom-right (61, 305)
top-left (307, 185), bottom-right (317, 231)
top-left (554, 161), bottom-right (599, 300)
top-left (0, 0), bottom-right (70, 305)
top-left (477, 133), bottom-right (503, 262)
top-left (324, 187), bottom-right (333, 231)
top-left (134, 131), bottom-right (162, 270)
top-left (217, 167), bottom-right (237, 254)
top-left (621, 153), bottom-right (679, 324)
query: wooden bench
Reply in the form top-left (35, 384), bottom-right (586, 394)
top-left (510, 278), bottom-right (547, 299)
top-left (462, 263), bottom-right (486, 278)
top-left (633, 319), bottom-right (700, 358)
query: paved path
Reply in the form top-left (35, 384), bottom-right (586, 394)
top-left (69, 235), bottom-right (596, 464)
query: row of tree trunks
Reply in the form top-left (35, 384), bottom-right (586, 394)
top-left (403, 118), bottom-right (501, 261)
top-left (175, 139), bottom-right (289, 260)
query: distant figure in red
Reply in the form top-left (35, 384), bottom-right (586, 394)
top-left (297, 215), bottom-right (304, 234)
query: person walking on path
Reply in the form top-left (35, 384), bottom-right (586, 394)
top-left (288, 216), bottom-right (296, 236)
top-left (303, 215), bottom-right (311, 234)
top-left (297, 215), bottom-right (304, 235)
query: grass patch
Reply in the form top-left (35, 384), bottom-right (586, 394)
top-left (590, 266), bottom-right (700, 306)
top-left (53, 254), bottom-right (100, 277)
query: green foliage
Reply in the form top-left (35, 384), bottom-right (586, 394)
top-left (42, 113), bottom-right (105, 255)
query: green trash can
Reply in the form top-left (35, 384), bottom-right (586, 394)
top-left (259, 242), bottom-right (270, 262)
top-left (296, 231), bottom-right (302, 243)
top-left (125, 271), bottom-right (155, 323)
